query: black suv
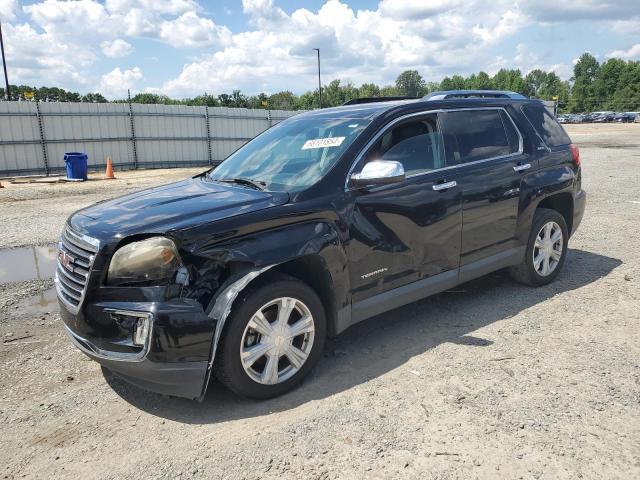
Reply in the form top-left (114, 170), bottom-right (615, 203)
top-left (57, 92), bottom-right (586, 400)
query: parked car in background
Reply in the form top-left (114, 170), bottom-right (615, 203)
top-left (614, 112), bottom-right (636, 122)
top-left (56, 91), bottom-right (586, 400)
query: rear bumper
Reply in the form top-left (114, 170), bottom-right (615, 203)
top-left (572, 189), bottom-right (587, 236)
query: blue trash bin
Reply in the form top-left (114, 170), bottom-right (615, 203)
top-left (64, 152), bottom-right (88, 180)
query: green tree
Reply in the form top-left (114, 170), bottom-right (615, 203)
top-left (358, 83), bottom-right (381, 98)
top-left (569, 53), bottom-right (600, 112)
top-left (468, 71), bottom-right (493, 90)
top-left (395, 70), bottom-right (426, 96)
top-left (131, 93), bottom-right (177, 104)
top-left (321, 79), bottom-right (359, 106)
top-left (593, 58), bottom-right (628, 109)
top-left (524, 69), bottom-right (548, 98)
top-left (187, 93), bottom-right (219, 107)
top-left (296, 91), bottom-right (317, 110)
top-left (379, 85), bottom-right (398, 96)
top-left (492, 69), bottom-right (526, 93)
top-left (268, 91), bottom-right (298, 110)
top-left (609, 61), bottom-right (640, 111)
top-left (217, 90), bottom-right (248, 107)
top-left (81, 93), bottom-right (107, 103)
top-left (440, 75), bottom-right (466, 90)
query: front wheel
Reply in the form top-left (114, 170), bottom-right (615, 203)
top-left (509, 208), bottom-right (569, 286)
top-left (214, 275), bottom-right (326, 399)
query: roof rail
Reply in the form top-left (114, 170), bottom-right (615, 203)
top-left (343, 96), bottom-right (419, 105)
top-left (423, 90), bottom-right (528, 101)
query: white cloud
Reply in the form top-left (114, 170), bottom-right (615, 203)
top-left (379, 0), bottom-right (463, 20)
top-left (521, 1), bottom-right (640, 22)
top-left (513, 43), bottom-right (572, 78)
top-left (1, 22), bottom-right (95, 87)
top-left (157, 0), bottom-right (530, 97)
top-left (606, 44), bottom-right (640, 60)
top-left (100, 39), bottom-right (134, 58)
top-left (24, 0), bottom-right (229, 47)
top-left (2, 0), bottom-right (639, 97)
top-left (98, 67), bottom-right (143, 98)
top-left (105, 0), bottom-right (200, 16)
top-left (0, 0), bottom-right (17, 21)
top-left (3, 0), bottom-right (230, 90)
top-left (472, 9), bottom-right (527, 45)
top-left (157, 11), bottom-right (232, 48)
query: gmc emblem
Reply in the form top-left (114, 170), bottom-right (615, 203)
top-left (58, 250), bottom-right (74, 270)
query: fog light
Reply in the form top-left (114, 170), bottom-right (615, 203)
top-left (133, 315), bottom-right (151, 346)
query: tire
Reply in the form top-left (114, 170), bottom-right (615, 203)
top-left (213, 274), bottom-right (326, 399)
top-left (509, 208), bottom-right (569, 286)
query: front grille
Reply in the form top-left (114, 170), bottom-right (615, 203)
top-left (55, 227), bottom-right (100, 314)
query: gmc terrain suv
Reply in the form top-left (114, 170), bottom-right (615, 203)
top-left (56, 91), bottom-right (586, 400)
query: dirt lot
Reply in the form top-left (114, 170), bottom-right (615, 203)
top-left (0, 124), bottom-right (639, 479)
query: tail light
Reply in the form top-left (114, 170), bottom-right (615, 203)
top-left (569, 144), bottom-right (580, 167)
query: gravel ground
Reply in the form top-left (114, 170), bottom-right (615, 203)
top-left (0, 124), bottom-right (638, 479)
top-left (0, 167), bottom-right (206, 249)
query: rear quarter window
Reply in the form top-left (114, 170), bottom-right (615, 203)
top-left (522, 104), bottom-right (571, 147)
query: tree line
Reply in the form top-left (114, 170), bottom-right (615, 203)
top-left (1, 53), bottom-right (638, 113)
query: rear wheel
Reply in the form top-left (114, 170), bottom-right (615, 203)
top-left (509, 208), bottom-right (568, 286)
top-left (214, 275), bottom-right (326, 399)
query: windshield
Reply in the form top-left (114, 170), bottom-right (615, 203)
top-left (208, 117), bottom-right (371, 191)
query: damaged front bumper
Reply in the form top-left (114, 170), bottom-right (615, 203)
top-left (59, 295), bottom-right (215, 400)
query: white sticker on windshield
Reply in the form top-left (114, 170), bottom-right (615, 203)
top-left (302, 136), bottom-right (345, 150)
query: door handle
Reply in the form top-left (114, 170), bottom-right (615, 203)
top-left (513, 163), bottom-right (531, 172)
top-left (432, 180), bottom-right (457, 191)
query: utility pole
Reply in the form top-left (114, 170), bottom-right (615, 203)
top-left (0, 20), bottom-right (10, 100)
top-left (313, 48), bottom-right (322, 108)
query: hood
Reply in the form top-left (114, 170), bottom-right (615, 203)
top-left (69, 176), bottom-right (289, 241)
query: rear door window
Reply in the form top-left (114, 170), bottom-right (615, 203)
top-left (441, 109), bottom-right (517, 164)
top-left (522, 104), bottom-right (571, 147)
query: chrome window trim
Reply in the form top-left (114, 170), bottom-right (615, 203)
top-left (63, 310), bottom-right (154, 363)
top-left (344, 106), bottom-right (525, 190)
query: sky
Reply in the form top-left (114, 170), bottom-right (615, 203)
top-left (0, 0), bottom-right (639, 99)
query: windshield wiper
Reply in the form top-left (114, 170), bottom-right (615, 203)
top-left (216, 177), bottom-right (267, 191)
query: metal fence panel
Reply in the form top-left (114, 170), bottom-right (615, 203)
top-left (0, 102), bottom-right (43, 175)
top-left (0, 101), bottom-right (301, 177)
top-left (39, 102), bottom-right (132, 172)
top-left (133, 104), bottom-right (208, 167)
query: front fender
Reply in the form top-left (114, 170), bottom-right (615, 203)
top-left (191, 221), bottom-right (345, 269)
top-left (189, 220), bottom-right (350, 400)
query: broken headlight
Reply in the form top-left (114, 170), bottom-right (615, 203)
top-left (107, 237), bottom-right (182, 286)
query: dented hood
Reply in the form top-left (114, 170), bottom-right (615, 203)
top-left (69, 176), bottom-right (289, 240)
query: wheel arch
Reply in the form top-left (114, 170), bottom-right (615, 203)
top-left (267, 254), bottom-right (339, 337)
top-left (536, 191), bottom-right (574, 234)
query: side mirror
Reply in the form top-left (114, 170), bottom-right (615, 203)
top-left (350, 160), bottom-right (405, 188)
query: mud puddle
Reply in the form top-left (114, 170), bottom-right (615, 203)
top-left (24, 287), bottom-right (58, 312)
top-left (0, 244), bottom-right (57, 284)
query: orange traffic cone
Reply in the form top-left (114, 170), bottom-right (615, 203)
top-left (105, 156), bottom-right (116, 179)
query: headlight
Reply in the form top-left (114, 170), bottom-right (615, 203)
top-left (107, 237), bottom-right (182, 286)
